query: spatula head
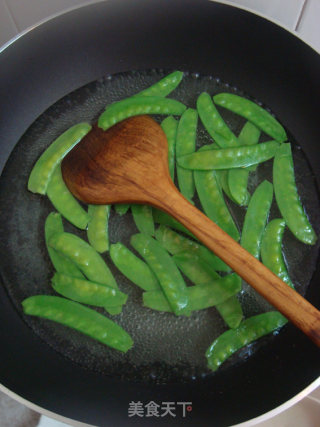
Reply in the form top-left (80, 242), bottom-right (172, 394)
top-left (62, 115), bottom-right (171, 205)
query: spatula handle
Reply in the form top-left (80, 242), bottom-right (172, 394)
top-left (158, 186), bottom-right (320, 346)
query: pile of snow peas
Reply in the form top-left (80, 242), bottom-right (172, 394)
top-left (24, 71), bottom-right (317, 372)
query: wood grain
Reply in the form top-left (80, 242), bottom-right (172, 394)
top-left (62, 115), bottom-right (320, 346)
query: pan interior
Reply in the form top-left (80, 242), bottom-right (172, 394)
top-left (0, 69), bottom-right (319, 384)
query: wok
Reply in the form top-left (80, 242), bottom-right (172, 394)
top-left (0, 0), bottom-right (319, 425)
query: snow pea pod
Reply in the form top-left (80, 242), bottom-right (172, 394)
top-left (172, 250), bottom-right (242, 327)
top-left (197, 92), bottom-right (238, 147)
top-left (213, 93), bottom-right (287, 143)
top-left (51, 272), bottom-right (128, 309)
top-left (241, 180), bottom-right (273, 259)
top-left (195, 144), bottom-right (236, 202)
top-left (131, 204), bottom-right (155, 235)
top-left (238, 121), bottom-right (261, 146)
top-left (110, 242), bottom-right (160, 291)
top-left (98, 96), bottom-right (186, 131)
top-left (174, 251), bottom-right (242, 305)
top-left (49, 232), bottom-right (121, 315)
top-left (178, 141), bottom-right (280, 170)
top-left (161, 116), bottom-right (178, 180)
top-left (176, 108), bottom-right (198, 201)
top-left (194, 146), bottom-right (239, 241)
top-left (273, 143), bottom-right (317, 245)
top-left (172, 251), bottom-right (220, 284)
top-left (130, 233), bottom-right (190, 316)
top-left (44, 213), bottom-right (84, 279)
top-left (48, 233), bottom-right (121, 315)
top-left (22, 296), bottom-right (133, 352)
top-left (134, 70), bottom-right (183, 97)
top-left (155, 225), bottom-right (230, 272)
top-left (215, 170), bottom-right (237, 203)
top-left (238, 121), bottom-right (261, 172)
top-left (153, 209), bottom-right (194, 238)
top-left (206, 311), bottom-right (287, 371)
top-left (215, 296), bottom-right (243, 329)
top-left (87, 205), bottom-right (110, 253)
top-left (228, 169), bottom-right (250, 206)
top-left (28, 122), bottom-right (91, 194)
top-left (228, 122), bottom-right (261, 206)
top-left (48, 232), bottom-right (117, 289)
top-left (261, 219), bottom-right (294, 288)
top-left (115, 204), bottom-right (130, 215)
top-left (46, 165), bottom-right (90, 230)
top-left (143, 274), bottom-right (241, 312)
top-left (142, 291), bottom-right (172, 312)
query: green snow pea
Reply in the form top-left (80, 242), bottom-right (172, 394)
top-left (51, 272), bottom-right (127, 309)
top-left (197, 92), bottom-right (238, 147)
top-left (131, 204), bottom-right (155, 235)
top-left (48, 232), bottom-right (117, 288)
top-left (237, 121), bottom-right (261, 175)
top-left (176, 108), bottom-right (198, 201)
top-left (194, 146), bottom-right (239, 241)
top-left (155, 225), bottom-right (230, 272)
top-left (241, 180), bottom-right (273, 259)
top-left (195, 143), bottom-right (236, 202)
top-left (44, 213), bottom-right (84, 279)
top-left (47, 165), bottom-right (90, 230)
top-left (213, 93), bottom-right (287, 142)
top-left (48, 232), bottom-right (121, 315)
top-left (238, 121), bottom-right (261, 146)
top-left (22, 296), bottom-right (133, 352)
top-left (261, 219), bottom-right (294, 288)
top-left (215, 170), bottom-right (237, 203)
top-left (141, 291), bottom-right (174, 312)
top-left (98, 96), bottom-right (186, 131)
top-left (172, 250), bottom-right (242, 327)
top-left (153, 209), bottom-right (194, 238)
top-left (87, 205), bottom-right (110, 253)
top-left (216, 296), bottom-right (243, 329)
top-left (110, 242), bottom-right (160, 291)
top-left (134, 70), bottom-right (183, 97)
top-left (143, 274), bottom-right (241, 312)
top-left (273, 143), bottom-right (317, 245)
top-left (172, 251), bottom-right (220, 283)
top-left (161, 116), bottom-right (178, 180)
top-left (228, 122), bottom-right (261, 206)
top-left (206, 311), bottom-right (287, 371)
top-left (115, 204), bottom-right (130, 215)
top-left (178, 141), bottom-right (280, 170)
top-left (28, 122), bottom-right (91, 194)
top-left (228, 169), bottom-right (250, 206)
top-left (130, 233), bottom-right (190, 316)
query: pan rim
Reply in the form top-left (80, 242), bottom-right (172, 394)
top-left (0, 0), bottom-right (319, 425)
top-left (1, 377), bottom-right (319, 426)
top-left (0, 0), bottom-right (319, 56)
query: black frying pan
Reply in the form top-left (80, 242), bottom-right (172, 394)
top-left (0, 1), bottom-right (320, 426)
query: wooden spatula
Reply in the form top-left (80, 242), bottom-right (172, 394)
top-left (62, 115), bottom-right (320, 346)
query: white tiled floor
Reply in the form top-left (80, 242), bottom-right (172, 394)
top-left (4, 0), bottom-right (90, 32)
top-left (0, 0), bottom-right (18, 46)
top-left (0, 0), bottom-right (319, 51)
top-left (297, 0), bottom-right (320, 50)
top-left (227, 0), bottom-right (306, 29)
top-left (0, 1), bottom-right (319, 426)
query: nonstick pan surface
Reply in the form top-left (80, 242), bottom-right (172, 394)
top-left (0, 1), bottom-right (320, 426)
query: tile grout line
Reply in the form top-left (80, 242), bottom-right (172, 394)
top-left (3, 0), bottom-right (20, 32)
top-left (295, 0), bottom-right (308, 31)
top-left (306, 394), bottom-right (320, 405)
